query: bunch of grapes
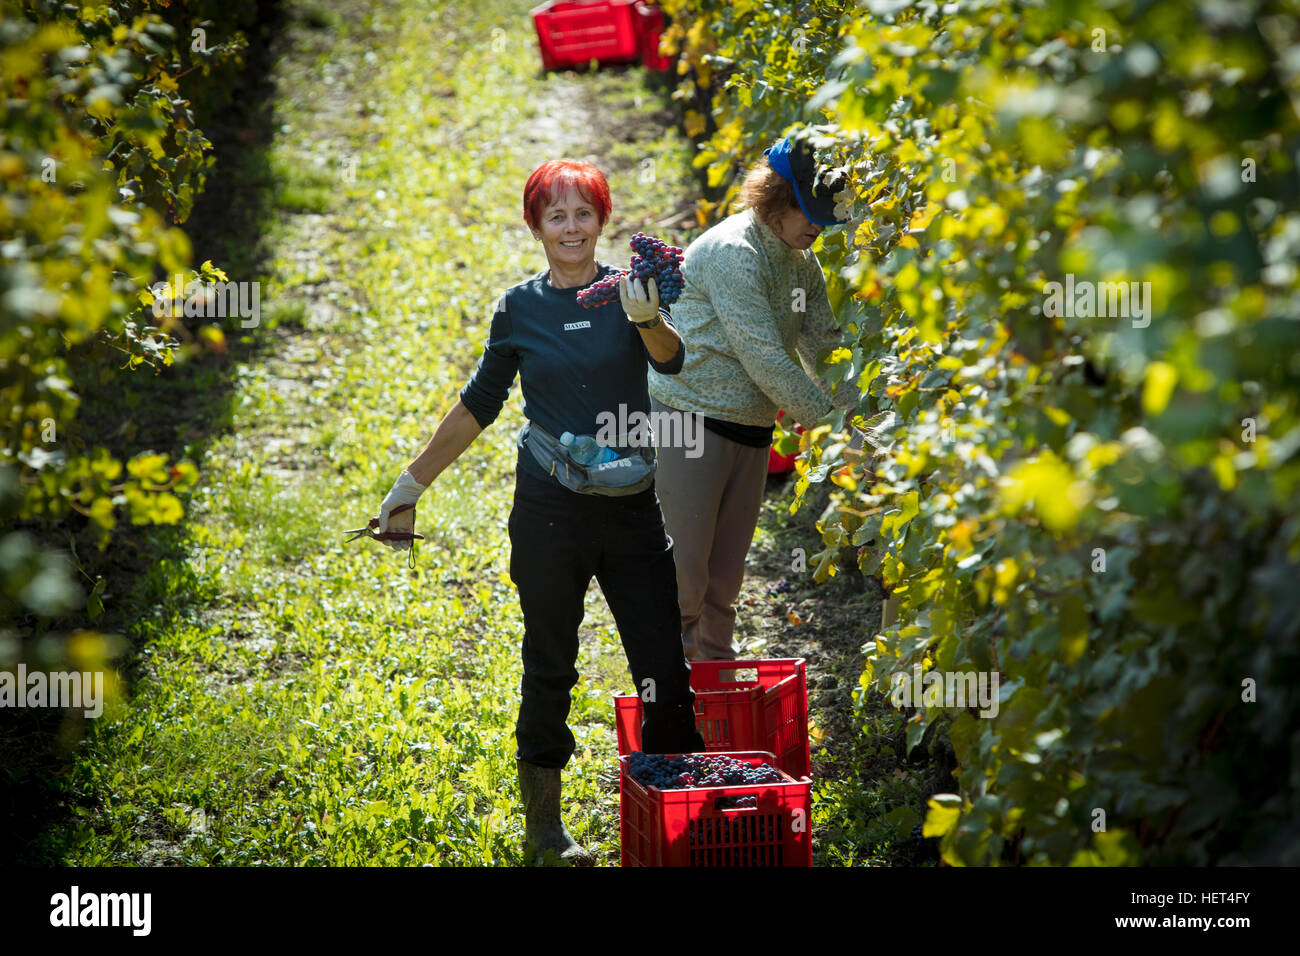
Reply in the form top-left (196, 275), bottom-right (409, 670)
top-left (575, 270), bottom-right (626, 308)
top-left (628, 232), bottom-right (685, 305)
top-left (627, 752), bottom-right (783, 790)
top-left (716, 795), bottom-right (758, 810)
top-left (688, 754), bottom-right (784, 787)
top-left (626, 752), bottom-right (693, 789)
top-left (904, 821), bottom-right (938, 864)
top-left (575, 232), bottom-right (685, 309)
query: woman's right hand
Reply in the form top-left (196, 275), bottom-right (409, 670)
top-left (377, 469), bottom-right (427, 551)
top-left (618, 274), bottom-right (659, 324)
top-left (381, 504), bottom-right (417, 547)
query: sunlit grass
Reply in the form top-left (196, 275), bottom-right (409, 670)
top-left (53, 0), bottom-right (699, 867)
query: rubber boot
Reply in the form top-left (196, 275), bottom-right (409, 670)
top-left (516, 759), bottom-right (595, 867)
top-left (642, 702), bottom-right (706, 755)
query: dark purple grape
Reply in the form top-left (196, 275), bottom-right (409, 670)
top-left (619, 233), bottom-right (685, 305)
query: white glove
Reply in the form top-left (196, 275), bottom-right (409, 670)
top-left (378, 469), bottom-right (427, 551)
top-left (618, 274), bottom-right (660, 324)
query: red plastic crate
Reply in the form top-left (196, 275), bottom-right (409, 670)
top-left (614, 658), bottom-right (810, 779)
top-left (620, 751), bottom-right (812, 866)
top-left (531, 0), bottom-right (642, 71)
top-left (634, 1), bottom-right (671, 71)
top-left (768, 409), bottom-right (804, 475)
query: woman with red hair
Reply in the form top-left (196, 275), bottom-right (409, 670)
top-left (372, 159), bottom-right (705, 865)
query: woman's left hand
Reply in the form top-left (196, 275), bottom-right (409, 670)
top-left (618, 274), bottom-right (659, 324)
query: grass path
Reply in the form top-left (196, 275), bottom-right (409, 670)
top-left (35, 0), bottom-right (927, 868)
top-left (54, 0), bottom-right (703, 867)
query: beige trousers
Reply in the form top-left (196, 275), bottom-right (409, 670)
top-left (650, 397), bottom-right (769, 662)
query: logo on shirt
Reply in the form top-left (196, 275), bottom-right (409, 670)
top-left (563, 321), bottom-right (591, 331)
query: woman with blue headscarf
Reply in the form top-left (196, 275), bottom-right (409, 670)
top-left (649, 134), bottom-right (858, 662)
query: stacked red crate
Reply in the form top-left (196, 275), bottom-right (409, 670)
top-left (613, 658), bottom-right (811, 781)
top-left (531, 0), bottom-right (671, 71)
top-left (619, 751), bottom-right (813, 867)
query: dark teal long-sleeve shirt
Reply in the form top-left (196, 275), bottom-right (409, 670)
top-left (459, 263), bottom-right (683, 486)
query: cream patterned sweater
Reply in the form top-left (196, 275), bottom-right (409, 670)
top-left (649, 208), bottom-right (846, 428)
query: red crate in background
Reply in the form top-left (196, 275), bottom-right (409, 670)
top-left (634, 1), bottom-right (671, 71)
top-left (614, 658), bottom-right (810, 779)
top-left (620, 751), bottom-right (812, 867)
top-left (531, 0), bottom-right (642, 71)
top-left (768, 409), bottom-right (804, 475)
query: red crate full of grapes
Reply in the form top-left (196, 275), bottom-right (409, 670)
top-left (620, 751), bottom-right (812, 867)
top-left (613, 658), bottom-right (810, 779)
top-left (530, 0), bottom-right (642, 71)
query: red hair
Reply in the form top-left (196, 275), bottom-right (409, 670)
top-left (523, 159), bottom-right (612, 231)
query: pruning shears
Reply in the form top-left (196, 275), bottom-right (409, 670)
top-left (344, 502), bottom-right (424, 568)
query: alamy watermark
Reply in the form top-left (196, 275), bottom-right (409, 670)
top-left (1042, 274), bottom-right (1151, 328)
top-left (594, 404), bottom-right (704, 459)
top-left (1, 664), bottom-right (104, 718)
top-left (150, 274), bottom-right (261, 328)
top-left (50, 886), bottom-right (150, 936)
top-left (890, 664), bottom-right (1000, 718)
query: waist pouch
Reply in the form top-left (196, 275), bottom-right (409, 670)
top-left (520, 420), bottom-right (656, 496)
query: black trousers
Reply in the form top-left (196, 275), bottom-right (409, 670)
top-left (508, 464), bottom-right (706, 768)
